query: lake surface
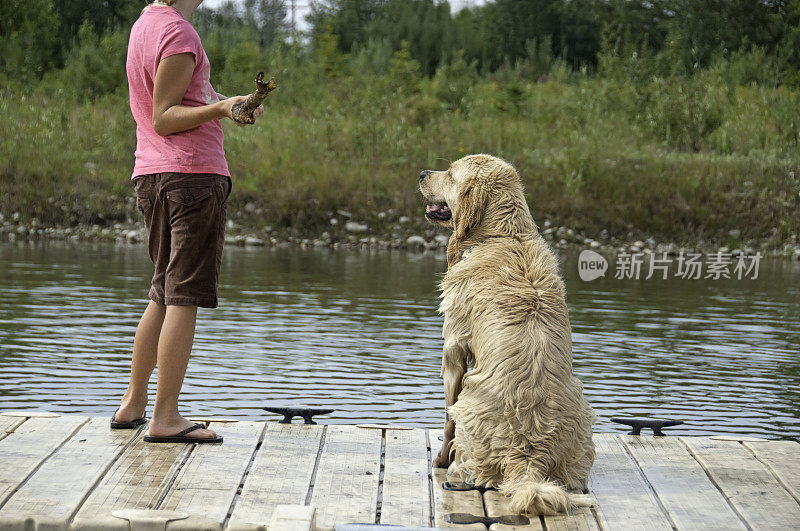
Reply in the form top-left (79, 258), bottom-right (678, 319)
top-left (1, 241), bottom-right (798, 440)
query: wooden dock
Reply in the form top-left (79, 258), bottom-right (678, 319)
top-left (0, 412), bottom-right (799, 530)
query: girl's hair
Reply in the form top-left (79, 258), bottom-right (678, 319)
top-left (142, 0), bottom-right (176, 14)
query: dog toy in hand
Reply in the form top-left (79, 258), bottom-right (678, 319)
top-left (231, 72), bottom-right (276, 125)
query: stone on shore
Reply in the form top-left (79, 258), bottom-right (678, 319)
top-left (406, 235), bottom-right (426, 248)
top-left (345, 221), bottom-right (368, 233)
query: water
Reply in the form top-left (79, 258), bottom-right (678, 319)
top-left (1, 241), bottom-right (798, 440)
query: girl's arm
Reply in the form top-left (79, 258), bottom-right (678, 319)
top-left (151, 52), bottom-right (247, 136)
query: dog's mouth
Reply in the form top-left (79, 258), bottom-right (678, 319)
top-left (425, 202), bottom-right (452, 222)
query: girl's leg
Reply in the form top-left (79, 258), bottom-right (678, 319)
top-left (148, 304), bottom-right (217, 439)
top-left (116, 300), bottom-right (165, 422)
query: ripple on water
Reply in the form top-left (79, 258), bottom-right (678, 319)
top-left (0, 243), bottom-right (798, 440)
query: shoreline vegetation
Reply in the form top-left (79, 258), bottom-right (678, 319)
top-left (1, 1), bottom-right (799, 257)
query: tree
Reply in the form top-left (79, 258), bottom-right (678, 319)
top-left (659, 0), bottom-right (783, 73)
top-left (308, 0), bottom-right (383, 53)
top-left (243, 0), bottom-right (289, 48)
top-left (489, 0), bottom-right (562, 65)
top-left (0, 0), bottom-right (60, 84)
top-left (367, 0), bottom-right (457, 75)
top-left (51, 0), bottom-right (141, 61)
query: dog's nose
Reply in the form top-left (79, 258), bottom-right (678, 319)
top-left (419, 170), bottom-right (431, 182)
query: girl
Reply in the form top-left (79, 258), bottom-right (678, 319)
top-left (111, 0), bottom-right (263, 443)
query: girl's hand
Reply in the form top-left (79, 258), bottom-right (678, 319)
top-left (253, 104), bottom-right (264, 120)
top-left (218, 96), bottom-right (249, 127)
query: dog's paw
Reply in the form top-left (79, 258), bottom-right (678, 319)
top-left (432, 452), bottom-right (453, 469)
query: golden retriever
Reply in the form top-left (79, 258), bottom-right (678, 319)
top-left (419, 154), bottom-right (595, 515)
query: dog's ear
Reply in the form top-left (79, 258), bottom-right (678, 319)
top-left (448, 176), bottom-right (487, 266)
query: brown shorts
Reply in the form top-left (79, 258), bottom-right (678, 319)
top-left (133, 172), bottom-right (231, 308)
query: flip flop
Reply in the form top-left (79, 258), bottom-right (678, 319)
top-left (110, 409), bottom-right (148, 429)
top-left (143, 423), bottom-right (223, 444)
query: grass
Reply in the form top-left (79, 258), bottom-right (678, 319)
top-left (1, 62), bottom-right (799, 247)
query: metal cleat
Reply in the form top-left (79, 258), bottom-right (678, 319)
top-left (446, 512), bottom-right (530, 526)
top-left (263, 406), bottom-right (335, 425)
top-left (442, 481), bottom-right (498, 493)
top-left (611, 417), bottom-right (684, 436)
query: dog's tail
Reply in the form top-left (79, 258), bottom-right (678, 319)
top-left (500, 475), bottom-right (572, 516)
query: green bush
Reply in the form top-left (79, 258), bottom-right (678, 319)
top-left (636, 75), bottom-right (728, 152)
top-left (431, 52), bottom-right (479, 112)
top-left (53, 22), bottom-right (129, 100)
top-left (0, 0), bottom-right (60, 86)
top-left (2, 0), bottom-right (800, 247)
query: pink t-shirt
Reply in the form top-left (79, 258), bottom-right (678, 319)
top-left (126, 5), bottom-right (230, 178)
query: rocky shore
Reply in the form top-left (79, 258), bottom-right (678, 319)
top-left (2, 209), bottom-right (799, 260)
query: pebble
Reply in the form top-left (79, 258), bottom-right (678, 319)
top-left (244, 236), bottom-right (265, 246)
top-left (729, 229), bottom-right (742, 239)
top-left (345, 221), bottom-right (368, 233)
top-left (434, 234), bottom-right (449, 245)
top-left (406, 235), bottom-right (426, 248)
top-left (398, 216), bottom-right (411, 224)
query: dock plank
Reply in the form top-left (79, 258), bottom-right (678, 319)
top-left (623, 435), bottom-right (747, 530)
top-left (161, 421), bottom-right (265, 530)
top-left (227, 423), bottom-right (324, 530)
top-left (0, 416), bottom-right (26, 443)
top-left (743, 439), bottom-right (800, 503)
top-left (311, 425), bottom-right (382, 530)
top-left (589, 433), bottom-right (672, 530)
top-left (684, 437), bottom-right (800, 529)
top-left (3, 415), bottom-right (799, 530)
top-left (380, 428), bottom-right (431, 527)
top-left (542, 501), bottom-right (600, 531)
top-left (71, 430), bottom-right (194, 530)
top-left (0, 417), bottom-right (140, 529)
top-left (485, 490), bottom-right (543, 530)
top-left (0, 415), bottom-right (88, 508)
top-left (428, 430), bottom-right (485, 529)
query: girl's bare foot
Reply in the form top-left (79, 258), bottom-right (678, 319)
top-left (148, 414), bottom-right (218, 440)
top-left (115, 397), bottom-right (147, 423)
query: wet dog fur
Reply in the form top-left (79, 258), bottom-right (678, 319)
top-left (420, 154), bottom-right (595, 515)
